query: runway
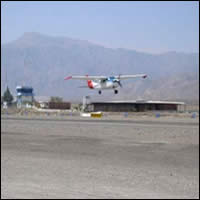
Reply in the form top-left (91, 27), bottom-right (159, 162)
top-left (1, 116), bottom-right (199, 198)
top-left (1, 115), bottom-right (198, 127)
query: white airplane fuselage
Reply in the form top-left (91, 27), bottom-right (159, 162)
top-left (87, 79), bottom-right (119, 90)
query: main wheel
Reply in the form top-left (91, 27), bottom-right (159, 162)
top-left (98, 90), bottom-right (102, 94)
top-left (114, 90), bottom-right (118, 94)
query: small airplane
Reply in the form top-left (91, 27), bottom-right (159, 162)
top-left (64, 74), bottom-right (147, 94)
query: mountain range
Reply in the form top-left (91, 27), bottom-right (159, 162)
top-left (1, 32), bottom-right (199, 103)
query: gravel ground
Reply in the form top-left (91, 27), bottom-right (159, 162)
top-left (1, 115), bottom-right (199, 199)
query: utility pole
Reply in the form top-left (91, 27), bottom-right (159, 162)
top-left (5, 66), bottom-right (8, 90)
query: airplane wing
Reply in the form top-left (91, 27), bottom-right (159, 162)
top-left (64, 75), bottom-right (107, 80)
top-left (64, 74), bottom-right (147, 80)
top-left (116, 74), bottom-right (147, 80)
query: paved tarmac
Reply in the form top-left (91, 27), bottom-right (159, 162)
top-left (1, 116), bottom-right (199, 199)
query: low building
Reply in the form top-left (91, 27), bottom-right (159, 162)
top-left (89, 100), bottom-right (185, 112)
top-left (34, 96), bottom-right (71, 110)
top-left (34, 96), bottom-right (51, 108)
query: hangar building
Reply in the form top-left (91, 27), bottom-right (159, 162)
top-left (88, 100), bottom-right (185, 112)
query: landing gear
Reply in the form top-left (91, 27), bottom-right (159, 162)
top-left (114, 90), bottom-right (118, 94)
top-left (98, 90), bottom-right (102, 95)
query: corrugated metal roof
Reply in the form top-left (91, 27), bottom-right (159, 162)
top-left (91, 100), bottom-right (185, 105)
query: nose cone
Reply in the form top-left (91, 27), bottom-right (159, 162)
top-left (87, 80), bottom-right (94, 89)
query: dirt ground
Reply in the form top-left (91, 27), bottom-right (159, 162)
top-left (1, 114), bottom-right (199, 199)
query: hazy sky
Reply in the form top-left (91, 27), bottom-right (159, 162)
top-left (1, 1), bottom-right (199, 53)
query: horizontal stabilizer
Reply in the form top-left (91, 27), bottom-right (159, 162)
top-left (78, 86), bottom-right (88, 88)
top-left (65, 75), bottom-right (107, 80)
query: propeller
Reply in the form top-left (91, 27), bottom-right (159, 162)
top-left (118, 74), bottom-right (122, 87)
top-left (114, 74), bottom-right (122, 88)
top-left (117, 80), bottom-right (122, 87)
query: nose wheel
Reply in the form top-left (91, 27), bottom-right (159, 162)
top-left (114, 90), bottom-right (118, 94)
top-left (98, 90), bottom-right (102, 94)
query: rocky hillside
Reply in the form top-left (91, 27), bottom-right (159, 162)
top-left (1, 32), bottom-right (199, 102)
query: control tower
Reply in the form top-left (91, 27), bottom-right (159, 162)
top-left (16, 86), bottom-right (34, 108)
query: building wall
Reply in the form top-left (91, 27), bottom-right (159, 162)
top-left (92, 103), bottom-right (137, 112)
top-left (177, 104), bottom-right (199, 112)
top-left (92, 103), bottom-right (179, 112)
top-left (20, 96), bottom-right (33, 103)
top-left (48, 102), bottom-right (71, 110)
top-left (17, 95), bottom-right (34, 108)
